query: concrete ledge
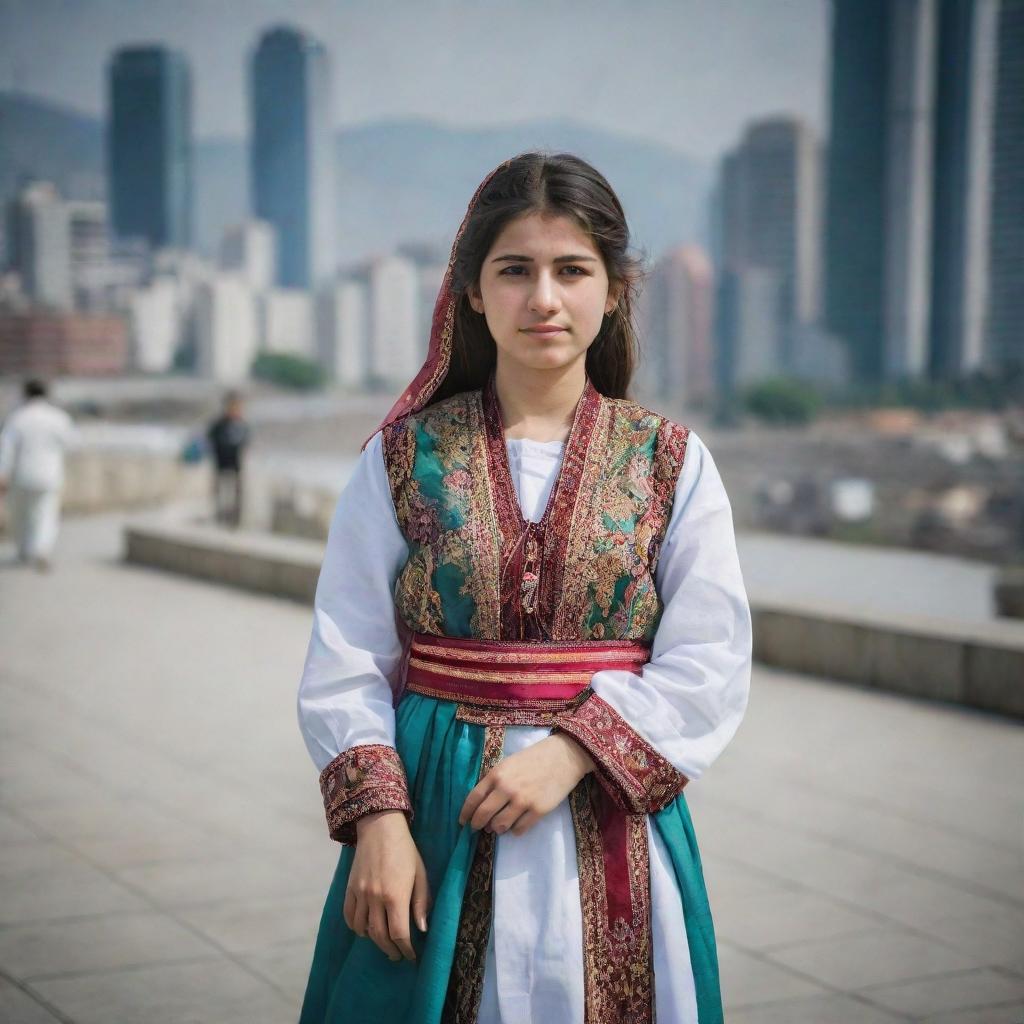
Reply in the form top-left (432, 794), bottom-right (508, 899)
top-left (752, 598), bottom-right (1024, 719)
top-left (995, 566), bottom-right (1024, 619)
top-left (123, 519), bottom-right (1024, 720)
top-left (124, 519), bottom-right (323, 604)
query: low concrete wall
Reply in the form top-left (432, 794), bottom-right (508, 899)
top-left (123, 520), bottom-right (1024, 721)
top-left (63, 451), bottom-right (211, 513)
top-left (753, 599), bottom-right (1024, 719)
top-left (1, 450), bottom-right (209, 536)
top-left (124, 520), bottom-right (322, 604)
top-left (995, 567), bottom-right (1024, 620)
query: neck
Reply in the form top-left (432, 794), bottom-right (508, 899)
top-left (493, 356), bottom-right (587, 443)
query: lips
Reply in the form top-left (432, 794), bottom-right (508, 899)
top-left (524, 326), bottom-right (567, 334)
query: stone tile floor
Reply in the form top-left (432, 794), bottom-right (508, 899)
top-left (0, 507), bottom-right (1022, 1023)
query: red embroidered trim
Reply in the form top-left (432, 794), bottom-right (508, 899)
top-left (481, 372), bottom-right (602, 640)
top-left (645, 420), bottom-right (690, 577)
top-left (553, 692), bottom-right (688, 814)
top-left (453, 688), bottom-right (591, 726)
top-left (318, 744), bottom-right (413, 846)
top-left (570, 775), bottom-right (655, 1023)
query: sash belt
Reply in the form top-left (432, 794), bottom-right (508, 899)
top-left (407, 632), bottom-right (658, 1024)
top-left (405, 631), bottom-right (651, 719)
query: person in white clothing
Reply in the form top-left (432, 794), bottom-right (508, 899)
top-left (0, 379), bottom-right (78, 571)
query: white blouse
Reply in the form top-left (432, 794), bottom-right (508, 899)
top-left (297, 427), bottom-right (753, 1024)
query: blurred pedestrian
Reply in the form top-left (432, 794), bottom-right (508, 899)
top-left (0, 379), bottom-right (78, 571)
top-left (206, 390), bottom-right (251, 527)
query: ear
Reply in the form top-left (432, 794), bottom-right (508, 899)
top-left (605, 280), bottom-right (624, 316)
top-left (467, 283), bottom-right (484, 314)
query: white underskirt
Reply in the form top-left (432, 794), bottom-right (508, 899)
top-left (476, 724), bottom-right (699, 1024)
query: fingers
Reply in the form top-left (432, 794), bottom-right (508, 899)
top-left (488, 801), bottom-right (529, 835)
top-left (349, 891), bottom-right (369, 939)
top-left (343, 886), bottom-right (358, 931)
top-left (368, 902), bottom-right (404, 961)
top-left (468, 789), bottom-right (511, 832)
top-left (385, 898), bottom-right (417, 961)
top-left (510, 810), bottom-right (539, 836)
top-left (411, 859), bottom-right (431, 933)
top-left (349, 884), bottom-right (420, 961)
top-left (458, 778), bottom-right (490, 826)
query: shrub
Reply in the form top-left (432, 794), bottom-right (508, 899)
top-left (251, 352), bottom-right (326, 391)
top-left (743, 377), bottom-right (823, 424)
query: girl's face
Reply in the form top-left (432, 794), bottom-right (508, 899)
top-left (468, 211), bottom-right (621, 375)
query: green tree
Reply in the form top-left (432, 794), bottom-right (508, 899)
top-left (742, 377), bottom-right (823, 424)
top-left (251, 352), bottom-right (327, 391)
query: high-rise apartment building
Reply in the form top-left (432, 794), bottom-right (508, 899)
top-left (108, 46), bottom-right (193, 249)
top-left (250, 26), bottom-right (335, 288)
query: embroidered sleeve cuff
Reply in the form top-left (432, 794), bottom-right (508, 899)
top-left (552, 692), bottom-right (688, 814)
top-left (318, 743), bottom-right (413, 845)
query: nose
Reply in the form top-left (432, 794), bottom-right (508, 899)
top-left (527, 269), bottom-right (561, 316)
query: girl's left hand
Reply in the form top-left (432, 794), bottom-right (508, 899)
top-left (458, 734), bottom-right (595, 837)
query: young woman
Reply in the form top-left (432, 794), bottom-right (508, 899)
top-left (296, 152), bottom-right (752, 1024)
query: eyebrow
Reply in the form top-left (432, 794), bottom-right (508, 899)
top-left (490, 254), bottom-right (598, 263)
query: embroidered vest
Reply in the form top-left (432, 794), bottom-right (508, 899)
top-left (380, 374), bottom-right (689, 643)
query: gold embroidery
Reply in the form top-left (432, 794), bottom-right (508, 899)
top-left (410, 638), bottom-right (649, 664)
top-left (407, 657), bottom-right (595, 685)
top-left (380, 387), bottom-right (691, 1023)
top-left (383, 380), bottom-right (688, 646)
top-left (406, 681), bottom-right (583, 709)
top-left (570, 777), bottom-right (654, 1023)
top-left (553, 692), bottom-right (688, 814)
top-left (442, 725), bottom-right (505, 1023)
top-left (318, 744), bottom-right (412, 846)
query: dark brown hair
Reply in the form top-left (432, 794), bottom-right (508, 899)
top-left (431, 151), bottom-right (646, 404)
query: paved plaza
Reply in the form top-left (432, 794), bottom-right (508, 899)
top-left (0, 507), bottom-right (1022, 1023)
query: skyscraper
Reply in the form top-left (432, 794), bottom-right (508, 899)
top-left (719, 118), bottom-right (821, 330)
top-left (986, 0), bottom-right (1024, 371)
top-left (928, 0), bottom-right (1000, 377)
top-left (882, 0), bottom-right (938, 381)
top-left (250, 26), bottom-right (335, 289)
top-left (108, 46), bottom-right (193, 250)
top-left (826, 0), bottom-right (1022, 383)
top-left (713, 116), bottom-right (821, 396)
top-left (824, 0), bottom-right (938, 384)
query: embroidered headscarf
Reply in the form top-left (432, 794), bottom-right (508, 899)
top-left (361, 158), bottom-right (512, 451)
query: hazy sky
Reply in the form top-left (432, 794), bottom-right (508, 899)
top-left (0, 0), bottom-right (829, 158)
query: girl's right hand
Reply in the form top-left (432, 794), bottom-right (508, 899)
top-left (344, 810), bottom-right (431, 962)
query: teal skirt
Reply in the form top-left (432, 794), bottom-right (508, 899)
top-left (299, 693), bottom-right (723, 1023)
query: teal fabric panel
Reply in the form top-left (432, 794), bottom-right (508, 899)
top-left (431, 562), bottom-right (475, 637)
top-left (300, 697), bottom-right (724, 1023)
top-left (299, 694), bottom-right (485, 1024)
top-left (412, 421), bottom-right (463, 530)
top-left (652, 793), bottom-right (724, 1024)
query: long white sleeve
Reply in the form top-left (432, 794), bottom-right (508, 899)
top-left (587, 430), bottom-right (753, 783)
top-left (296, 429), bottom-right (410, 773)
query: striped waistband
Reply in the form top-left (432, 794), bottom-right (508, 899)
top-left (404, 632), bottom-right (651, 709)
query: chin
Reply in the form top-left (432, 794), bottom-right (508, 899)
top-left (503, 343), bottom-right (588, 373)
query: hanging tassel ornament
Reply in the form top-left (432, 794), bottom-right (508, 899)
top-left (520, 527), bottom-right (541, 617)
